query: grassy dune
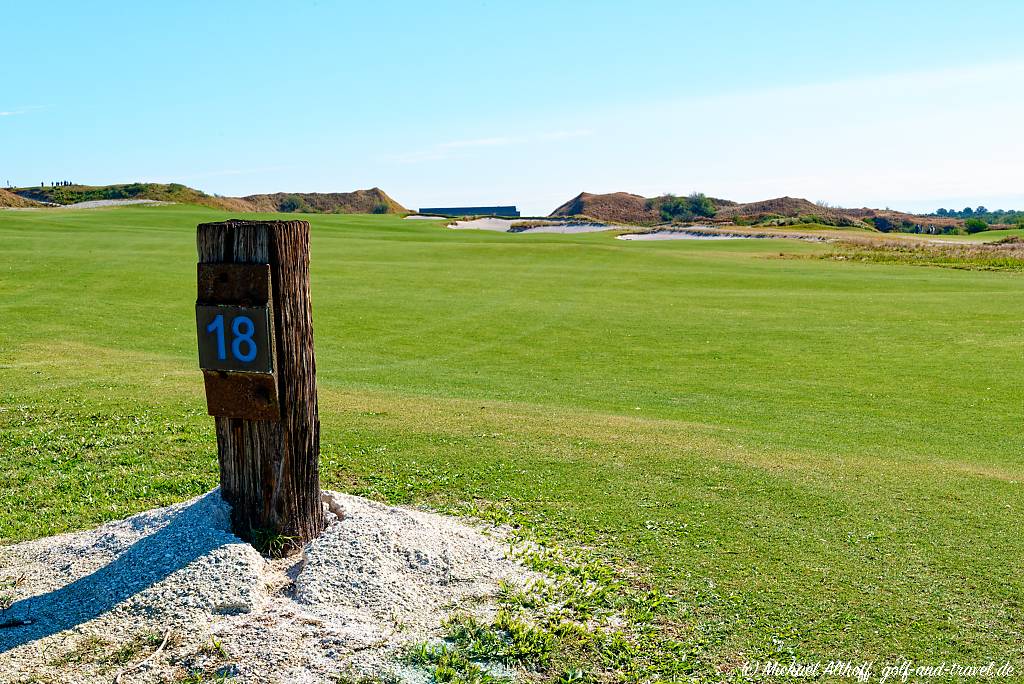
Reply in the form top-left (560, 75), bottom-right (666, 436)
top-left (1, 206), bottom-right (1022, 674)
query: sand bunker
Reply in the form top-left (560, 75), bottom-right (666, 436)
top-left (617, 229), bottom-right (737, 240)
top-left (618, 229), bottom-right (828, 242)
top-left (447, 218), bottom-right (517, 231)
top-left (448, 218), bottom-right (625, 234)
top-left (514, 223), bottom-right (619, 234)
top-left (0, 490), bottom-right (529, 683)
top-left (57, 199), bottom-right (173, 209)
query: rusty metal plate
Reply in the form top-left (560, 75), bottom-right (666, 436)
top-left (197, 263), bottom-right (271, 306)
top-left (203, 370), bottom-right (280, 420)
top-left (196, 305), bottom-right (274, 374)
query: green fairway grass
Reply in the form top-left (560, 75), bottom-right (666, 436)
top-left (1, 206), bottom-right (1022, 677)
top-left (940, 227), bottom-right (1024, 241)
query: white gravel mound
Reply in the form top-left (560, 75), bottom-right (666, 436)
top-left (0, 490), bottom-right (528, 683)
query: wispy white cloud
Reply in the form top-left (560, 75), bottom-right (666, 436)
top-left (0, 105), bottom-right (47, 117)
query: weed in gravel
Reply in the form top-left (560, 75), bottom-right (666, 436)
top-left (248, 527), bottom-right (298, 558)
top-left (105, 630), bottom-right (165, 665)
top-left (335, 671), bottom-right (403, 684)
top-left (0, 573), bottom-right (27, 617)
top-left (193, 635), bottom-right (230, 661)
top-left (47, 634), bottom-right (111, 667)
top-left (178, 668), bottom-right (236, 683)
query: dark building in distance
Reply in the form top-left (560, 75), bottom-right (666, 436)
top-left (419, 206), bottom-right (520, 217)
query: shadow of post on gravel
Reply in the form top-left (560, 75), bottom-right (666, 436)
top-left (0, 492), bottom-right (231, 654)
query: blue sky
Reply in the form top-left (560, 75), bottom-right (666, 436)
top-left (3, 1), bottom-right (1023, 215)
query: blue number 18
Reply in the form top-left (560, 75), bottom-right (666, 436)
top-left (206, 313), bottom-right (258, 362)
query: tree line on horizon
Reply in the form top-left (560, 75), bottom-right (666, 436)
top-left (932, 206), bottom-right (1024, 226)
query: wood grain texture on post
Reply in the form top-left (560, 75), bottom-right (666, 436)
top-left (196, 219), bottom-right (324, 552)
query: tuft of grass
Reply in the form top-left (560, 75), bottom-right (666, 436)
top-left (407, 642), bottom-right (508, 683)
top-left (248, 527), bottom-right (298, 558)
top-left (105, 630), bottom-right (165, 665)
top-left (335, 673), bottom-right (402, 684)
top-left (45, 629), bottom-right (169, 671)
top-left (0, 573), bottom-right (27, 619)
top-left (199, 635), bottom-right (230, 660)
top-left (553, 668), bottom-right (592, 684)
top-left (47, 634), bottom-right (111, 667)
top-left (443, 611), bottom-right (556, 667)
top-left (178, 671), bottom-right (236, 684)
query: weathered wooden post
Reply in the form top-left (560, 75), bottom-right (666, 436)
top-left (196, 219), bottom-right (324, 554)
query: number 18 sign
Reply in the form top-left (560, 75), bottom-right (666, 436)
top-left (196, 305), bottom-right (274, 374)
top-left (196, 261), bottom-right (279, 420)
